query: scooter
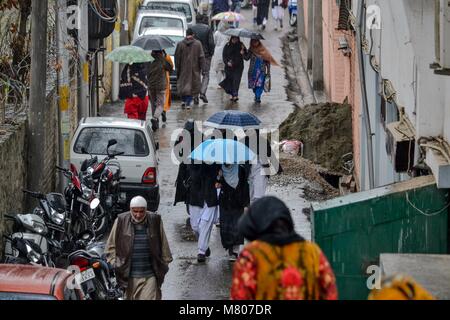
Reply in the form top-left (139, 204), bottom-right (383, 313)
top-left (288, 0), bottom-right (298, 26)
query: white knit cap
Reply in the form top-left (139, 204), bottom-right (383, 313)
top-left (130, 196), bottom-right (147, 209)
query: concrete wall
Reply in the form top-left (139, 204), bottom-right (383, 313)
top-left (0, 120), bottom-right (27, 257)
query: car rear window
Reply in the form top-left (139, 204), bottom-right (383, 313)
top-left (144, 2), bottom-right (192, 22)
top-left (74, 127), bottom-right (150, 157)
top-left (139, 16), bottom-right (184, 34)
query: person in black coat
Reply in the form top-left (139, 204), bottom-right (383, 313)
top-left (219, 36), bottom-right (247, 102)
top-left (186, 163), bottom-right (221, 263)
top-left (218, 164), bottom-right (250, 260)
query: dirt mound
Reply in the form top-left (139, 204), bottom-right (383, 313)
top-left (279, 102), bottom-right (353, 174)
top-left (269, 153), bottom-right (340, 201)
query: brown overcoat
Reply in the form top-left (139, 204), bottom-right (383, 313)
top-left (105, 211), bottom-right (172, 290)
top-left (174, 37), bottom-right (206, 96)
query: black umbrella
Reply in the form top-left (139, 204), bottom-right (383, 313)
top-left (223, 28), bottom-right (264, 40)
top-left (131, 35), bottom-right (175, 51)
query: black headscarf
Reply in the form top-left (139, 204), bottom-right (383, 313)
top-left (238, 196), bottom-right (304, 246)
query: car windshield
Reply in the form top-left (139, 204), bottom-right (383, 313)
top-left (139, 16), bottom-right (184, 34)
top-left (74, 127), bottom-right (149, 157)
top-left (143, 2), bottom-right (192, 22)
top-left (165, 35), bottom-right (184, 55)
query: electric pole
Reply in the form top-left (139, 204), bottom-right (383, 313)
top-left (27, 0), bottom-right (48, 208)
top-left (56, 0), bottom-right (71, 192)
top-left (78, 0), bottom-right (90, 119)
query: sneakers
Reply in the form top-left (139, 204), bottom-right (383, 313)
top-left (193, 96), bottom-right (199, 105)
top-left (200, 94), bottom-right (208, 103)
top-left (255, 96), bottom-right (261, 104)
top-left (197, 254), bottom-right (206, 263)
top-left (181, 102), bottom-right (186, 109)
top-left (205, 247), bottom-right (211, 257)
top-left (161, 111), bottom-right (167, 123)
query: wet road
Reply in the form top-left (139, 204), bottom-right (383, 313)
top-left (101, 8), bottom-right (311, 300)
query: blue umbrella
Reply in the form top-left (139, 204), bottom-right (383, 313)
top-left (204, 111), bottom-right (262, 129)
top-left (188, 139), bottom-right (256, 164)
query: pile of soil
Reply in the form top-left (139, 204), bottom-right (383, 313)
top-left (269, 153), bottom-right (340, 201)
top-left (279, 102), bottom-right (353, 174)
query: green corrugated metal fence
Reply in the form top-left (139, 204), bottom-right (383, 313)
top-left (312, 176), bottom-right (449, 300)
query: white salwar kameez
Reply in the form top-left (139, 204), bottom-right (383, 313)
top-left (189, 202), bottom-right (218, 255)
top-left (249, 162), bottom-right (269, 204)
top-left (272, 0), bottom-right (285, 29)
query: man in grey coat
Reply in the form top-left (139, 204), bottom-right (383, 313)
top-left (174, 28), bottom-right (206, 110)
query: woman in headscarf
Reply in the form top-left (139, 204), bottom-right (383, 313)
top-left (119, 62), bottom-right (149, 120)
top-left (218, 164), bottom-right (250, 261)
top-left (213, 22), bottom-right (230, 87)
top-left (244, 39), bottom-right (279, 103)
top-left (219, 36), bottom-right (247, 102)
top-left (231, 196), bottom-right (338, 300)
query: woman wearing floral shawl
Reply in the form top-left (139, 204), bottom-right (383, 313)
top-left (231, 196), bottom-right (338, 300)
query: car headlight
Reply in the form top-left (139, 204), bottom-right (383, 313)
top-left (50, 207), bottom-right (65, 225)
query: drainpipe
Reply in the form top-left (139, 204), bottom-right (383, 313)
top-left (357, 0), bottom-right (375, 189)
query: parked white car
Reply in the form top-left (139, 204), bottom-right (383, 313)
top-left (133, 10), bottom-right (188, 41)
top-left (70, 118), bottom-right (160, 211)
top-left (141, 0), bottom-right (197, 27)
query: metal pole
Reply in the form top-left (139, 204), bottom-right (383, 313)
top-left (112, 1), bottom-right (121, 102)
top-left (78, 0), bottom-right (90, 119)
top-left (56, 0), bottom-right (71, 192)
top-left (357, 0), bottom-right (375, 189)
top-left (27, 0), bottom-right (48, 208)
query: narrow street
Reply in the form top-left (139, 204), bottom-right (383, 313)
top-left (102, 8), bottom-right (311, 299)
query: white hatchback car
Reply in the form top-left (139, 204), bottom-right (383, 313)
top-left (141, 0), bottom-right (197, 27)
top-left (70, 118), bottom-right (160, 211)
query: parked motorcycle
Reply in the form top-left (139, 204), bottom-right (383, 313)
top-left (68, 234), bottom-right (122, 300)
top-left (3, 213), bottom-right (59, 267)
top-left (23, 190), bottom-right (68, 242)
top-left (288, 0), bottom-right (298, 26)
top-left (77, 139), bottom-right (125, 237)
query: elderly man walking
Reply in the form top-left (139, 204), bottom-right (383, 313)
top-left (105, 196), bottom-right (172, 300)
top-left (175, 28), bottom-right (206, 110)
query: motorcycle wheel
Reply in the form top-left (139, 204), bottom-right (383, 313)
top-left (90, 278), bottom-right (108, 300)
top-left (289, 13), bottom-right (297, 26)
top-left (93, 214), bottom-right (109, 239)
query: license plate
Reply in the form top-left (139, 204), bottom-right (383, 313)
top-left (75, 268), bottom-right (96, 285)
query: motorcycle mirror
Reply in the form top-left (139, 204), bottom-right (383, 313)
top-left (107, 139), bottom-right (118, 148)
top-left (90, 198), bottom-right (100, 210)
